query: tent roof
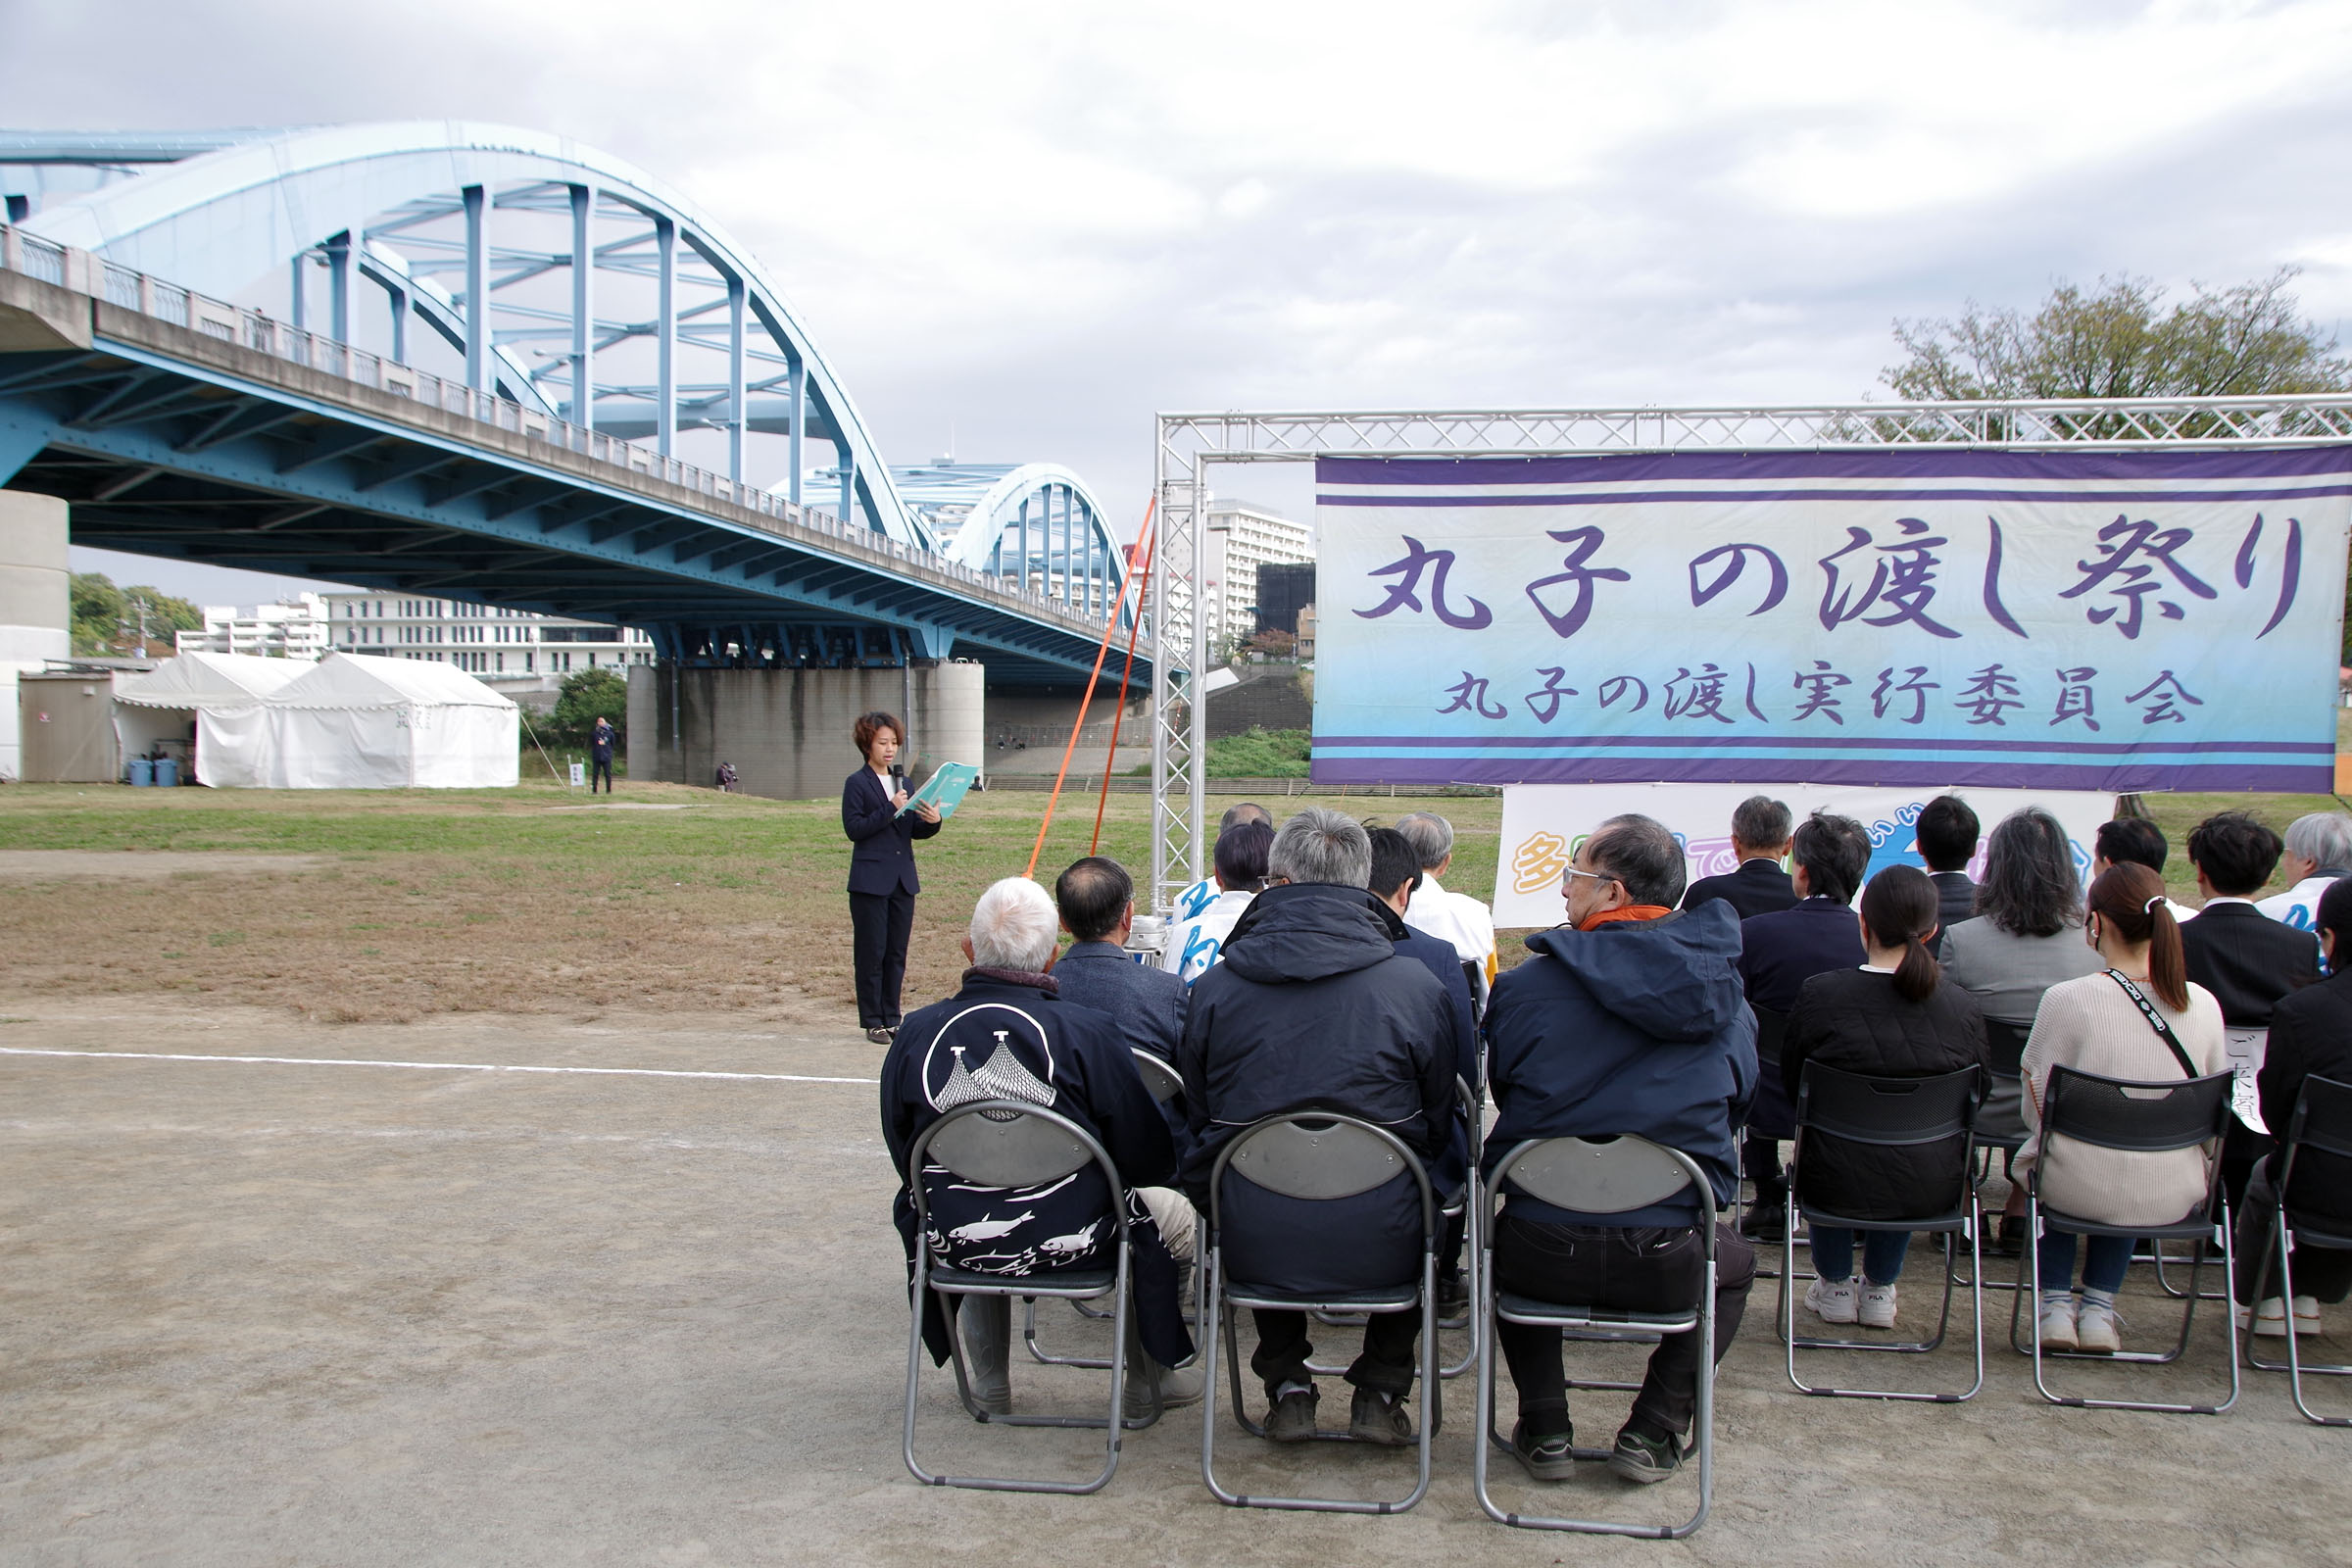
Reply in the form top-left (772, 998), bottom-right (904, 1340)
top-left (268, 652), bottom-right (517, 710)
top-left (114, 651), bottom-right (305, 708)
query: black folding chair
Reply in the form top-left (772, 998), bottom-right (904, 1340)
top-left (1199, 1111), bottom-right (1439, 1514)
top-left (903, 1100), bottom-right (1155, 1494)
top-left (1470, 1135), bottom-right (1719, 1539)
top-left (2012, 1065), bottom-right (2238, 1415)
top-left (1023, 1048), bottom-right (1189, 1362)
top-left (1778, 1063), bottom-right (1985, 1402)
top-left (1955, 1020), bottom-right (2033, 1291)
top-left (1744, 1006), bottom-right (1810, 1285)
top-left (2239, 1074), bottom-right (2352, 1426)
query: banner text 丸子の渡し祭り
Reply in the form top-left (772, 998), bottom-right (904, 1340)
top-left (1309, 448), bottom-right (2352, 792)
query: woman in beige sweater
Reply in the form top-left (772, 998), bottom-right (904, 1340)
top-left (2019, 861), bottom-right (2227, 1354)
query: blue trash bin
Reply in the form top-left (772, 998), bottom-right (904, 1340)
top-left (154, 758), bottom-right (179, 788)
top-left (127, 759), bottom-right (154, 787)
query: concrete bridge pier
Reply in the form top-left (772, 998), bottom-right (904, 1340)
top-left (627, 660), bottom-right (985, 800)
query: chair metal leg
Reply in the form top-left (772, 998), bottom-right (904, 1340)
top-left (2242, 1213), bottom-right (2352, 1425)
top-left (1782, 1221), bottom-right (1984, 1402)
top-left (2023, 1198), bottom-right (2239, 1415)
top-left (1022, 1295), bottom-right (1114, 1369)
top-left (2153, 1229), bottom-right (2230, 1301)
top-left (1200, 1244), bottom-right (1438, 1513)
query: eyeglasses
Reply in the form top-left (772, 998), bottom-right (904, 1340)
top-left (1559, 865), bottom-right (1619, 890)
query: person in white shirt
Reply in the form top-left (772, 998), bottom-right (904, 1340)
top-left (2255, 811), bottom-right (2352, 932)
top-left (1395, 811), bottom-right (1498, 986)
top-left (1168, 802), bottom-right (1273, 929)
top-left (1162, 820), bottom-right (1272, 985)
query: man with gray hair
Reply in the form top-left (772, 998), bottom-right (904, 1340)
top-left (2257, 810), bottom-right (2352, 931)
top-left (883, 877), bottom-right (1196, 1423)
top-left (1396, 810), bottom-right (1498, 985)
top-left (1178, 808), bottom-right (1459, 1446)
top-left (1679, 794), bottom-right (1797, 920)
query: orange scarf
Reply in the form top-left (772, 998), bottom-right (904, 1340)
top-left (1578, 905), bottom-right (1672, 930)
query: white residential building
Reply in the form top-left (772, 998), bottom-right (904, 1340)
top-left (1198, 498), bottom-right (1312, 653)
top-left (176, 594), bottom-right (331, 660)
top-left (318, 594), bottom-right (655, 675)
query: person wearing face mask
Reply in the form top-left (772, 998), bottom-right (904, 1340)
top-left (843, 710), bottom-right (943, 1044)
top-left (2017, 862), bottom-right (2227, 1355)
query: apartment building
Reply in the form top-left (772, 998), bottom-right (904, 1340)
top-left (176, 594), bottom-right (332, 660)
top-left (318, 594), bottom-right (654, 674)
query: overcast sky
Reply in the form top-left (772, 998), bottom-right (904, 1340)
top-left (11, 0), bottom-right (2352, 604)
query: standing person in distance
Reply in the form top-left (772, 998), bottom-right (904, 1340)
top-left (1914, 795), bottom-right (1981, 956)
top-left (589, 714), bottom-right (615, 795)
top-left (2018, 862), bottom-right (2226, 1354)
top-left (843, 710), bottom-right (942, 1044)
top-left (1782, 865), bottom-right (1987, 1330)
top-left (1680, 795), bottom-right (1796, 920)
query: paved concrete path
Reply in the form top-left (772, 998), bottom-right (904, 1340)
top-left (1, 1000), bottom-right (2340, 1565)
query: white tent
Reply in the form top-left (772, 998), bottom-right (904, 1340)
top-left (200, 653), bottom-right (519, 789)
top-left (113, 652), bottom-right (305, 782)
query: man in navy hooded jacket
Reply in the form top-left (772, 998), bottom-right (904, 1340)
top-left (1480, 811), bottom-right (1758, 1488)
top-left (1179, 808), bottom-right (1458, 1447)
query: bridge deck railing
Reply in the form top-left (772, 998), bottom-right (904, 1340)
top-left (0, 222), bottom-right (1102, 629)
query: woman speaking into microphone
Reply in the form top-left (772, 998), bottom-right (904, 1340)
top-left (843, 710), bottom-right (943, 1044)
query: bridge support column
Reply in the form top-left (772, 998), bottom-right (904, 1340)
top-left (627, 660), bottom-right (984, 802)
top-left (0, 490), bottom-right (71, 781)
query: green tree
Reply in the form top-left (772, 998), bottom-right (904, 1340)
top-left (69, 572), bottom-right (202, 656)
top-left (1883, 268), bottom-right (2350, 402)
top-left (543, 667), bottom-right (628, 748)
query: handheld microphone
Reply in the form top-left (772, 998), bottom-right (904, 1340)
top-left (891, 762), bottom-right (906, 798)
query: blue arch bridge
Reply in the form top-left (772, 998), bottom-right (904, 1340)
top-left (0, 122), bottom-right (1148, 789)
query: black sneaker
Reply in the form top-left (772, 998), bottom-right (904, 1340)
top-left (1348, 1387), bottom-right (1415, 1446)
top-left (1608, 1426), bottom-right (1687, 1485)
top-left (1509, 1420), bottom-right (1575, 1482)
top-left (1435, 1271), bottom-right (1470, 1318)
top-left (1264, 1387), bottom-right (1318, 1443)
top-left (1739, 1201), bottom-right (1787, 1243)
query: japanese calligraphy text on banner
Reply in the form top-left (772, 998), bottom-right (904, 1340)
top-left (1312, 449), bottom-right (2352, 792)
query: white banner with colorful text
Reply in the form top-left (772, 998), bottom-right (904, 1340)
top-left (1314, 448), bottom-right (2352, 793)
top-left (1492, 782), bottom-right (2117, 929)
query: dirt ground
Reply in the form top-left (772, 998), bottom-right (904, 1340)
top-left (4, 996), bottom-right (2346, 1567)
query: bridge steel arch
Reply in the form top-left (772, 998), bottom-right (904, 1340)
top-left (17, 122), bottom-right (928, 548)
top-left (884, 462), bottom-right (1132, 624)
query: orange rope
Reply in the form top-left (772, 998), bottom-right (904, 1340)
top-left (1090, 521), bottom-right (1155, 854)
top-left (1022, 498), bottom-right (1156, 881)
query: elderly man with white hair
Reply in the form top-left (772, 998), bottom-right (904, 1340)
top-left (881, 876), bottom-right (1198, 1422)
top-left (1395, 810), bottom-right (1498, 988)
top-left (2256, 810), bottom-right (2352, 932)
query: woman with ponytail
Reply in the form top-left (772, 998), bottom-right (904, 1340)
top-left (2018, 861), bottom-right (2227, 1354)
top-left (1783, 865), bottom-right (1988, 1330)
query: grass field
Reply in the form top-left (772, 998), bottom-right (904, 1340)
top-left (0, 778), bottom-right (2339, 1026)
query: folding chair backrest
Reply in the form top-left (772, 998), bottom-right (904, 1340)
top-left (1131, 1049), bottom-right (1183, 1104)
top-left (1499, 1136), bottom-right (1696, 1215)
top-left (1752, 1005), bottom-right (1788, 1065)
top-left (925, 1101), bottom-right (1097, 1188)
top-left (2286, 1074), bottom-right (2352, 1160)
top-left (1797, 1062), bottom-right (1983, 1147)
top-left (2042, 1065), bottom-right (2231, 1153)
top-left (1983, 1018), bottom-right (2032, 1076)
top-left (1226, 1115), bottom-right (1407, 1200)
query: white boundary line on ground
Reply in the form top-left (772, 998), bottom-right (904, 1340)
top-left (0, 1047), bottom-right (879, 1086)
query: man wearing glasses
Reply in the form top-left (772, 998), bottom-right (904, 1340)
top-left (1480, 813), bottom-right (1759, 1487)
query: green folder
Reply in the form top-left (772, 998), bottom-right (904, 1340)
top-left (895, 760), bottom-right (979, 820)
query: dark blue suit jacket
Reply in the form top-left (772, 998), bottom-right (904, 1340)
top-left (1682, 858), bottom-right (1797, 921)
top-left (843, 766), bottom-right (941, 896)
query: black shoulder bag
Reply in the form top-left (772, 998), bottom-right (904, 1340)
top-left (2105, 969), bottom-right (2199, 1079)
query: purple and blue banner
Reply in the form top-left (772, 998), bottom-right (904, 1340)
top-left (1311, 448), bottom-right (2352, 792)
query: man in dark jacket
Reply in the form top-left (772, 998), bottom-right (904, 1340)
top-left (1679, 795), bottom-right (1796, 920)
top-left (1054, 855), bottom-right (1194, 1160)
top-left (883, 877), bottom-right (1194, 1421)
top-left (589, 714), bottom-right (615, 794)
top-left (1916, 794), bottom-right (1980, 954)
top-left (1734, 811), bottom-right (1872, 1240)
top-left (1178, 808), bottom-right (1457, 1446)
top-left (1481, 811), bottom-right (1758, 1487)
top-left (2236, 874), bottom-right (2352, 1332)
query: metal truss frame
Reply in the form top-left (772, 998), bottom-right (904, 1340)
top-left (1147, 395), bottom-right (2352, 907)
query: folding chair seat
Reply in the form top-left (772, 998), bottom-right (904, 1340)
top-left (2010, 1065), bottom-right (2239, 1415)
top-left (1471, 1135), bottom-right (1719, 1539)
top-left (903, 1100), bottom-right (1156, 1494)
top-left (1777, 1063), bottom-right (1985, 1402)
top-left (2239, 1074), bottom-right (2352, 1426)
top-left (1199, 1111), bottom-right (1439, 1514)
